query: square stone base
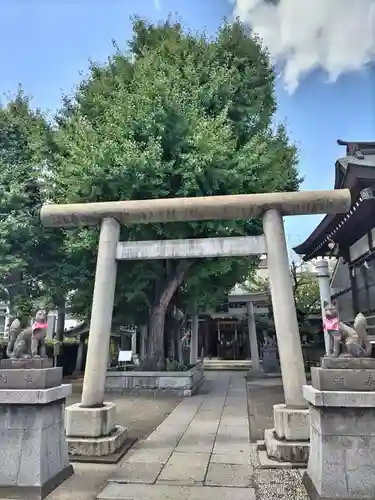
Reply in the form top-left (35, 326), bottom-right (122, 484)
top-left (0, 386), bottom-right (73, 499)
top-left (303, 471), bottom-right (375, 500)
top-left (320, 357), bottom-right (375, 370)
top-left (264, 428), bottom-right (309, 464)
top-left (0, 367), bottom-right (62, 389)
top-left (274, 403), bottom-right (310, 441)
top-left (0, 358), bottom-right (53, 369)
top-left (257, 439), bottom-right (306, 469)
top-left (311, 366), bottom-right (375, 392)
top-left (66, 402), bottom-right (116, 438)
top-left (305, 385), bottom-right (375, 499)
top-left (67, 425), bottom-right (128, 457)
top-left (0, 465), bottom-right (73, 500)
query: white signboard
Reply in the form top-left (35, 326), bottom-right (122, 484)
top-left (118, 350), bottom-right (132, 362)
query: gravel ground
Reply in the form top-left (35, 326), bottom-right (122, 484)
top-left (246, 377), bottom-right (309, 499)
top-left (252, 465), bottom-right (309, 500)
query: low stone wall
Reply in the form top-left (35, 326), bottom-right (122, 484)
top-left (105, 362), bottom-right (204, 396)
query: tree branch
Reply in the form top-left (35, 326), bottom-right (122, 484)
top-left (156, 260), bottom-right (192, 310)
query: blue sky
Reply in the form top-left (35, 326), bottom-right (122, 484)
top-left (1, 0), bottom-right (374, 251)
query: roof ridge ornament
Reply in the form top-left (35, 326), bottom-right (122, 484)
top-left (360, 187), bottom-right (375, 200)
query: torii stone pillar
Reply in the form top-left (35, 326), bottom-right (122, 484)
top-left (81, 217), bottom-right (119, 407)
top-left (263, 210), bottom-right (306, 407)
top-left (65, 217), bottom-right (128, 458)
top-left (247, 301), bottom-right (260, 372)
top-left (315, 259), bottom-right (331, 356)
top-left (190, 313), bottom-right (199, 365)
top-left (262, 209), bottom-right (310, 463)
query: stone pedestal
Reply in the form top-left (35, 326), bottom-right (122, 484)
top-left (262, 347), bottom-right (280, 373)
top-left (1, 357), bottom-right (53, 369)
top-left (0, 358), bottom-right (73, 499)
top-left (74, 338), bottom-right (85, 374)
top-left (65, 402), bottom-right (128, 460)
top-left (261, 403), bottom-right (310, 466)
top-left (303, 357), bottom-right (375, 499)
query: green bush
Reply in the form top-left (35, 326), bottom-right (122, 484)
top-left (166, 359), bottom-right (194, 372)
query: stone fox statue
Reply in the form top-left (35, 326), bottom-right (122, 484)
top-left (342, 313), bottom-right (372, 358)
top-left (323, 301), bottom-right (371, 358)
top-left (6, 318), bottom-right (22, 359)
top-left (7, 310), bottom-right (48, 359)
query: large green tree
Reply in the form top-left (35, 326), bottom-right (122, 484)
top-left (52, 18), bottom-right (300, 369)
top-left (291, 261), bottom-right (321, 332)
top-left (0, 91), bottom-right (72, 333)
top-left (0, 93), bottom-right (54, 319)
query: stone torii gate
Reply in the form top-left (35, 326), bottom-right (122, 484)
top-left (40, 189), bottom-right (351, 461)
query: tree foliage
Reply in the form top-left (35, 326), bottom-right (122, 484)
top-left (0, 92), bottom-right (60, 319)
top-left (49, 18), bottom-right (300, 368)
top-left (0, 90), bottom-right (76, 333)
top-left (247, 260), bottom-right (321, 336)
top-left (291, 261), bottom-right (321, 330)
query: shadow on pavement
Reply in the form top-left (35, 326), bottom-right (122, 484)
top-left (246, 378), bottom-right (284, 442)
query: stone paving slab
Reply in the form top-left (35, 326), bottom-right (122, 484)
top-left (211, 452), bottom-right (252, 465)
top-left (157, 452), bottom-right (210, 485)
top-left (124, 446), bottom-right (174, 464)
top-left (97, 483), bottom-right (256, 500)
top-left (187, 421), bottom-right (219, 434)
top-left (217, 424), bottom-right (249, 440)
top-left (205, 463), bottom-right (254, 488)
top-left (220, 416), bottom-right (249, 427)
top-left (98, 373), bottom-right (256, 498)
top-left (109, 462), bottom-right (163, 484)
top-left (47, 372), bottom-right (310, 499)
top-left (213, 441), bottom-right (251, 456)
top-left (175, 435), bottom-right (216, 453)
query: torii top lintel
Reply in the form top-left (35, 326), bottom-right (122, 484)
top-left (40, 189), bottom-right (351, 228)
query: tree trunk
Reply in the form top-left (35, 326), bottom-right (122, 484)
top-left (143, 261), bottom-right (191, 370)
top-left (55, 305), bottom-right (65, 341)
top-left (145, 306), bottom-right (166, 370)
top-left (140, 324), bottom-right (147, 360)
top-left (174, 319), bottom-right (183, 363)
top-left (165, 317), bottom-right (175, 361)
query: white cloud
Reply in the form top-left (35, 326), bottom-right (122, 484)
top-left (232, 0), bottom-right (375, 92)
top-left (153, 0), bottom-right (161, 10)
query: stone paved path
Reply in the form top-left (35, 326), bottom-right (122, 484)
top-left (97, 372), bottom-right (308, 500)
